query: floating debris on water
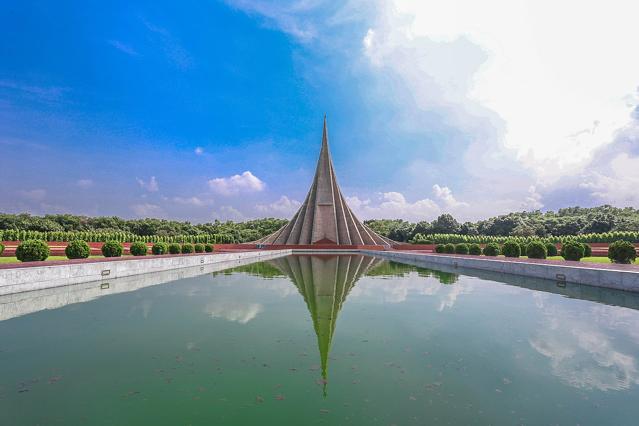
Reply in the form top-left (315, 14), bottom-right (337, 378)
top-left (48, 376), bottom-right (62, 384)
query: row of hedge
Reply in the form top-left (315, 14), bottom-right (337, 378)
top-left (412, 231), bottom-right (639, 245)
top-left (3, 228), bottom-right (639, 245)
top-left (11, 240), bottom-right (215, 262)
top-left (0, 229), bottom-right (236, 244)
top-left (434, 239), bottom-right (636, 264)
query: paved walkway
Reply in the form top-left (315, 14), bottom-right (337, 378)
top-left (0, 250), bottom-right (258, 270)
top-left (399, 251), bottom-right (639, 272)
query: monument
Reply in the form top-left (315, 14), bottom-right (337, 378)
top-left (257, 117), bottom-right (394, 246)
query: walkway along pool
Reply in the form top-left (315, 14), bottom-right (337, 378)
top-left (1, 254), bottom-right (639, 425)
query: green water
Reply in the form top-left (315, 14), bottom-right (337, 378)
top-left (1, 254), bottom-right (639, 425)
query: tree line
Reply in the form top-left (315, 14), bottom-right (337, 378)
top-left (1, 204), bottom-right (638, 244)
top-left (0, 214), bottom-right (287, 243)
top-left (364, 205), bottom-right (639, 243)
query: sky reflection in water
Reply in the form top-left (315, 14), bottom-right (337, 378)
top-left (1, 254), bottom-right (639, 425)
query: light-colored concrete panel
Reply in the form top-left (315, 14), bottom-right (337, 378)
top-left (0, 250), bottom-right (291, 295)
top-left (361, 250), bottom-right (636, 293)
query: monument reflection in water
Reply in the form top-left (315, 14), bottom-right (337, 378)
top-left (267, 255), bottom-right (382, 395)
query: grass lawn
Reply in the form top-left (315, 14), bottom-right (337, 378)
top-left (0, 255), bottom-right (106, 264)
top-left (517, 255), bottom-right (639, 265)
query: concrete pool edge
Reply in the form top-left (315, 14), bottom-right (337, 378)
top-left (363, 250), bottom-right (639, 292)
top-left (2, 248), bottom-right (638, 295)
top-left (0, 249), bottom-right (292, 295)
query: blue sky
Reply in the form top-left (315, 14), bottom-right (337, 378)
top-left (1, 0), bottom-right (638, 223)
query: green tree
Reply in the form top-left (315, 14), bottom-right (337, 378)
top-left (431, 214), bottom-right (461, 234)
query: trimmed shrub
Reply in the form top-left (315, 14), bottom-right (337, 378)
top-left (130, 242), bottom-right (148, 256)
top-left (608, 240), bottom-right (637, 264)
top-left (444, 243), bottom-right (456, 254)
top-left (526, 241), bottom-right (547, 259)
top-left (101, 241), bottom-right (123, 258)
top-left (152, 242), bottom-right (169, 255)
top-left (204, 244), bottom-right (214, 253)
top-left (546, 243), bottom-right (558, 257)
top-left (582, 243), bottom-right (592, 257)
top-left (16, 239), bottom-right (50, 262)
top-left (168, 243), bottom-right (181, 254)
top-left (194, 243), bottom-right (205, 253)
top-left (468, 243), bottom-right (482, 255)
top-left (435, 244), bottom-right (445, 254)
top-left (181, 243), bottom-right (194, 254)
top-left (520, 243), bottom-right (527, 257)
top-left (483, 243), bottom-right (500, 256)
top-left (65, 240), bottom-right (90, 259)
top-left (561, 241), bottom-right (584, 261)
top-left (455, 243), bottom-right (469, 254)
top-left (502, 240), bottom-right (521, 258)
top-left (0, 242), bottom-right (4, 256)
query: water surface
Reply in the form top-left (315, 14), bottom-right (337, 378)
top-left (1, 254), bottom-right (639, 425)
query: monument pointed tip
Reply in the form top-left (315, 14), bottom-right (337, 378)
top-left (321, 116), bottom-right (329, 148)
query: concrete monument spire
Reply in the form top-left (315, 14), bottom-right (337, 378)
top-left (258, 117), bottom-right (394, 246)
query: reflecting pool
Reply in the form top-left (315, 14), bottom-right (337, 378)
top-left (2, 254), bottom-right (639, 425)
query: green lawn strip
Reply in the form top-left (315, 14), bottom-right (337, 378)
top-left (499, 255), bottom-right (638, 265)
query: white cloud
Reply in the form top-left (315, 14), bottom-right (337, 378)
top-left (214, 205), bottom-right (246, 221)
top-left (18, 189), bottom-right (46, 201)
top-left (347, 191), bottom-right (439, 221)
top-left (256, 195), bottom-right (302, 217)
top-left (521, 185), bottom-right (543, 210)
top-left (194, 146), bottom-right (204, 155)
top-left (131, 203), bottom-right (164, 217)
top-left (208, 171), bottom-right (265, 196)
top-left (432, 184), bottom-right (467, 209)
top-left (224, 0), bottom-right (319, 42)
top-left (172, 196), bottom-right (210, 206)
top-left (136, 176), bottom-right (159, 192)
top-left (224, 1), bottom-right (639, 215)
top-left (108, 40), bottom-right (138, 56)
top-left (362, 1), bottom-right (639, 184)
top-left (76, 179), bottom-right (93, 189)
top-left (0, 79), bottom-right (67, 102)
top-left (142, 19), bottom-right (193, 70)
top-left (581, 153), bottom-right (639, 206)
top-left (347, 185), bottom-right (470, 221)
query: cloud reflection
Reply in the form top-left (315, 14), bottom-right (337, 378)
top-left (530, 294), bottom-right (639, 391)
top-left (204, 300), bottom-right (263, 324)
top-left (351, 272), bottom-right (473, 310)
